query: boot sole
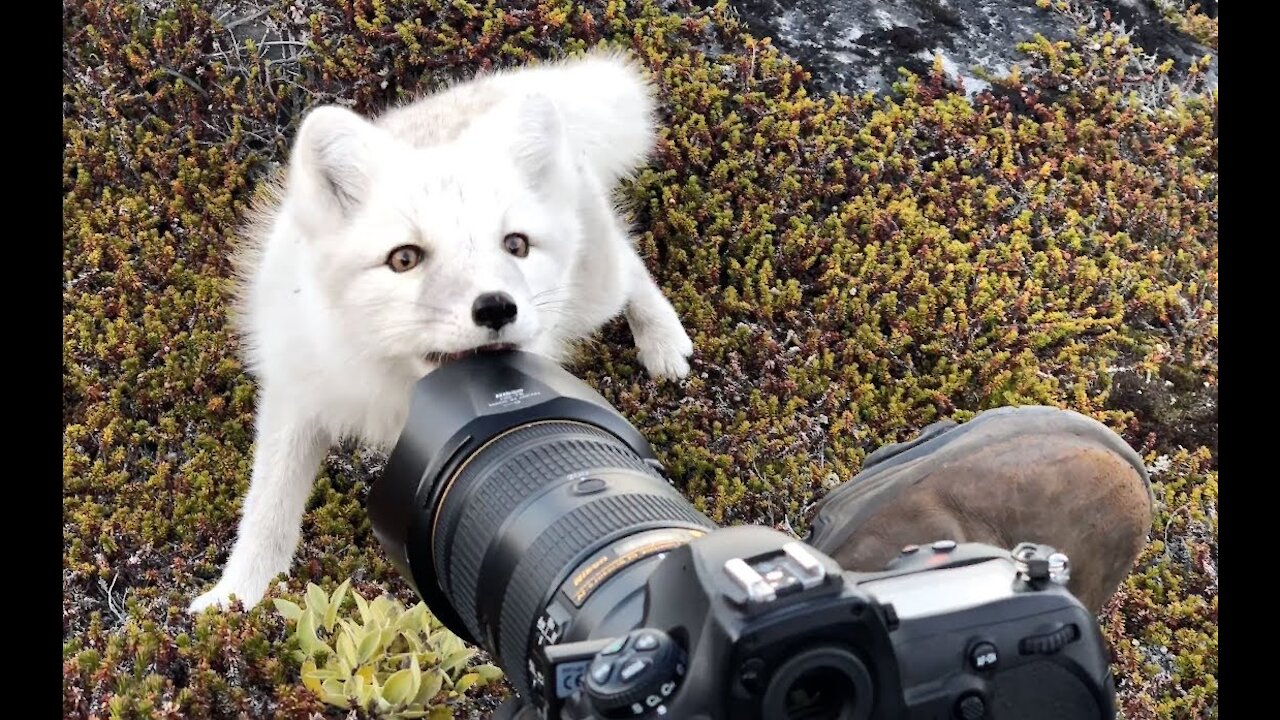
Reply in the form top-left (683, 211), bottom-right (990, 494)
top-left (804, 405), bottom-right (1152, 556)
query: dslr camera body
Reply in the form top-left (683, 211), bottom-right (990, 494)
top-left (369, 350), bottom-right (1117, 720)
top-left (536, 532), bottom-right (1112, 720)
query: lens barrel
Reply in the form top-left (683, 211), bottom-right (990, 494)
top-left (369, 351), bottom-right (714, 696)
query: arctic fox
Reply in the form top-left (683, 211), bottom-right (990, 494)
top-left (188, 49), bottom-right (694, 613)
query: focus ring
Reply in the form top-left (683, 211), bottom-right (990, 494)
top-left (498, 492), bottom-right (713, 696)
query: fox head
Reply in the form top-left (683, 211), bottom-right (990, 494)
top-left (280, 94), bottom-right (588, 376)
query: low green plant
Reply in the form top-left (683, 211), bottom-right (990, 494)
top-left (274, 580), bottom-right (504, 718)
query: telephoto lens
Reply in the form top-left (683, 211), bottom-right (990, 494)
top-left (367, 350), bottom-right (715, 700)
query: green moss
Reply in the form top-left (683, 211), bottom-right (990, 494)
top-left (64, 0), bottom-right (1216, 717)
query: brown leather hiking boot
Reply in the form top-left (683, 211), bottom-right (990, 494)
top-left (804, 405), bottom-right (1154, 614)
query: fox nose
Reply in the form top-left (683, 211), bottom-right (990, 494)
top-left (471, 292), bottom-right (518, 331)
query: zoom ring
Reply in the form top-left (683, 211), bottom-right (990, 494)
top-left (435, 423), bottom-right (667, 648)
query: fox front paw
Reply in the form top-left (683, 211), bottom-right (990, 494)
top-left (187, 574), bottom-right (272, 614)
top-left (636, 325), bottom-right (694, 380)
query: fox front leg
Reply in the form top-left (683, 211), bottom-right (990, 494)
top-left (622, 251), bottom-right (694, 380)
top-left (188, 394), bottom-right (331, 613)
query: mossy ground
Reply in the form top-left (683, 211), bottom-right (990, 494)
top-left (64, 1), bottom-right (1216, 718)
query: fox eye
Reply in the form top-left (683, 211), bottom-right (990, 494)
top-left (386, 245), bottom-right (425, 272)
top-left (503, 232), bottom-right (530, 258)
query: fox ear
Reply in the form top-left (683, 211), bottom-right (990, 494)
top-left (289, 105), bottom-right (392, 224)
top-left (510, 93), bottom-right (568, 186)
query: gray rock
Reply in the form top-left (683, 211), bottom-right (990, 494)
top-left (721, 0), bottom-right (1217, 99)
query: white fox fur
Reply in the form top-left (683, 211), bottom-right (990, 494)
top-left (189, 49), bottom-right (693, 613)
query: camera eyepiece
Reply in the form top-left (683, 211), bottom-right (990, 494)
top-left (761, 646), bottom-right (872, 720)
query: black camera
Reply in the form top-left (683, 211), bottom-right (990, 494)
top-left (368, 350), bottom-right (1117, 720)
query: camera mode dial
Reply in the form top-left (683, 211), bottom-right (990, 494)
top-left (583, 629), bottom-right (686, 717)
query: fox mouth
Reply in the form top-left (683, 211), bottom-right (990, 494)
top-left (425, 342), bottom-right (518, 365)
